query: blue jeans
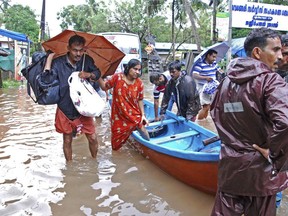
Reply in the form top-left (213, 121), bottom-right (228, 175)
top-left (167, 94), bottom-right (175, 111)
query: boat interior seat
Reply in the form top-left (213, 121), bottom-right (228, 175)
top-left (151, 130), bottom-right (199, 145)
top-left (147, 119), bottom-right (178, 128)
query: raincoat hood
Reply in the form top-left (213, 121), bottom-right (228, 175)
top-left (210, 57), bottom-right (288, 196)
top-left (227, 57), bottom-right (271, 84)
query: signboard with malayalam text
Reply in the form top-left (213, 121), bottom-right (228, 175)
top-left (232, 2), bottom-right (288, 31)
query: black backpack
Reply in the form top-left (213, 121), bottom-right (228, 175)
top-left (21, 52), bottom-right (60, 105)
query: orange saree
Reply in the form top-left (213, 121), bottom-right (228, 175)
top-left (105, 73), bottom-right (144, 150)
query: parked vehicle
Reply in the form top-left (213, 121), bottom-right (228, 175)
top-left (97, 32), bottom-right (141, 73)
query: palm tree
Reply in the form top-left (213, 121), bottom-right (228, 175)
top-left (182, 0), bottom-right (201, 52)
top-left (146, 0), bottom-right (215, 57)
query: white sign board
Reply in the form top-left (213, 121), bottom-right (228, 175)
top-left (216, 12), bottom-right (229, 41)
top-left (232, 2), bottom-right (288, 31)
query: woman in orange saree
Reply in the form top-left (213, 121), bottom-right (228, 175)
top-left (98, 59), bottom-right (150, 150)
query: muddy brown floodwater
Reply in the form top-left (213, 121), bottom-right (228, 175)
top-left (0, 73), bottom-right (287, 215)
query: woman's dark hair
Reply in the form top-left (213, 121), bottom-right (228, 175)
top-left (244, 27), bottom-right (280, 57)
top-left (124, 59), bottom-right (141, 75)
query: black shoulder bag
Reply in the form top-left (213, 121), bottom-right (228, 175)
top-left (21, 52), bottom-right (60, 105)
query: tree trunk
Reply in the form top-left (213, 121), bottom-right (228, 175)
top-left (212, 0), bottom-right (217, 43)
top-left (183, 0), bottom-right (201, 52)
top-left (0, 70), bottom-right (3, 88)
top-left (172, 0), bottom-right (175, 61)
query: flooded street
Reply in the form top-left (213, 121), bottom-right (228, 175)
top-left (0, 73), bottom-right (287, 216)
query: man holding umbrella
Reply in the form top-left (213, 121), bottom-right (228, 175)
top-left (42, 34), bottom-right (101, 162)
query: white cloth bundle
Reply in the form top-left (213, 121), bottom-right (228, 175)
top-left (68, 72), bottom-right (105, 117)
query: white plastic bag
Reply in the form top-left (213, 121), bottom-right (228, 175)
top-left (68, 72), bottom-right (105, 117)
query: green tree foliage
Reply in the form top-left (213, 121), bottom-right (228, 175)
top-left (57, 0), bottom-right (171, 43)
top-left (3, 4), bottom-right (39, 43)
top-left (181, 0), bottom-right (212, 49)
top-left (56, 0), bottom-right (288, 48)
top-left (148, 16), bottom-right (172, 42)
top-left (0, 0), bottom-right (10, 24)
top-left (114, 1), bottom-right (168, 43)
top-left (197, 10), bottom-right (213, 47)
top-left (57, 0), bottom-right (120, 33)
top-left (232, 28), bottom-right (251, 39)
top-left (57, 5), bottom-right (94, 32)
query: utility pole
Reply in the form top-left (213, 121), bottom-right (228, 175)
top-left (46, 22), bottom-right (50, 39)
top-left (40, 0), bottom-right (46, 42)
top-left (38, 0), bottom-right (46, 50)
top-left (172, 0), bottom-right (175, 60)
top-left (212, 0), bottom-right (218, 43)
top-left (226, 0), bottom-right (233, 69)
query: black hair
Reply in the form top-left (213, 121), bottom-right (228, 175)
top-left (124, 59), bottom-right (141, 75)
top-left (149, 73), bottom-right (161, 84)
top-left (68, 35), bottom-right (86, 47)
top-left (244, 27), bottom-right (280, 57)
top-left (281, 34), bottom-right (288, 46)
top-left (205, 49), bottom-right (217, 59)
top-left (168, 60), bottom-right (182, 71)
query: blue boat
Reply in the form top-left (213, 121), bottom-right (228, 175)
top-left (131, 99), bottom-right (221, 194)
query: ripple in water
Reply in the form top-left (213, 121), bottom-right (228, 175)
top-left (2, 78), bottom-right (287, 216)
top-left (0, 88), bottom-right (65, 216)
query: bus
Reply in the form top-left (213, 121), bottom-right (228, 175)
top-left (97, 32), bottom-right (142, 73)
